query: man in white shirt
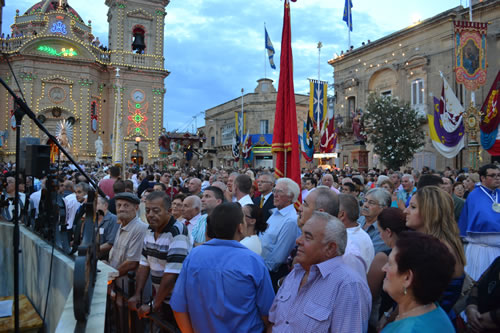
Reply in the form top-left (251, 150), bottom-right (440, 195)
top-left (182, 195), bottom-right (202, 245)
top-left (235, 174), bottom-right (253, 207)
top-left (338, 194), bottom-right (375, 275)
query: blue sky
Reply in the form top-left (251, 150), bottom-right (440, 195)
top-left (3, 0), bottom-right (466, 134)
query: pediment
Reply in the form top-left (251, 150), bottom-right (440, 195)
top-left (42, 76), bottom-right (74, 85)
top-left (127, 9), bottom-right (153, 21)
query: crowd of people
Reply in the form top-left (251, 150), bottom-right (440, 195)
top-left (1, 160), bottom-right (499, 332)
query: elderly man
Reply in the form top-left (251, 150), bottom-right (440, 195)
top-left (96, 196), bottom-right (119, 261)
top-left (191, 186), bottom-right (224, 245)
top-left (269, 212), bottom-right (371, 332)
top-left (397, 174), bottom-right (416, 209)
top-left (261, 178), bottom-right (301, 287)
top-left (253, 172), bottom-right (275, 222)
top-left (390, 172), bottom-right (402, 191)
top-left (225, 172), bottom-right (239, 202)
top-left (298, 186), bottom-right (339, 228)
top-left (234, 174), bottom-right (253, 206)
top-left (358, 188), bottom-right (391, 253)
top-left (187, 177), bottom-right (202, 197)
top-left (321, 173), bottom-right (340, 193)
top-left (108, 192), bottom-right (148, 332)
top-left (171, 203), bottom-right (275, 332)
top-left (339, 194), bottom-right (375, 275)
top-left (128, 191), bottom-right (190, 328)
top-left (181, 195), bottom-right (202, 245)
top-left (459, 163), bottom-right (500, 281)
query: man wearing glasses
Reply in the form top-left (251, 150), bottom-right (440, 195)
top-left (458, 163), bottom-right (500, 281)
top-left (253, 172), bottom-right (275, 222)
top-left (357, 188), bottom-right (391, 254)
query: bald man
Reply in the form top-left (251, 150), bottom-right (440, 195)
top-left (187, 178), bottom-right (202, 197)
top-left (321, 174), bottom-right (340, 193)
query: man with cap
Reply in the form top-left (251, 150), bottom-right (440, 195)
top-left (108, 192), bottom-right (148, 331)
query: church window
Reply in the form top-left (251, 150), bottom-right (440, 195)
top-left (260, 120), bottom-right (269, 134)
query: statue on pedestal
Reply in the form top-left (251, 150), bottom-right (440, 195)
top-left (95, 136), bottom-right (103, 162)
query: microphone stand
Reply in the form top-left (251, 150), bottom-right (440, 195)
top-left (0, 76), bottom-right (106, 333)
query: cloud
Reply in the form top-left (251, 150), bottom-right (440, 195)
top-left (2, 0), bottom-right (463, 135)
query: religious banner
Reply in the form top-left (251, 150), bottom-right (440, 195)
top-left (454, 21), bottom-right (488, 91)
top-left (428, 74), bottom-right (465, 158)
top-left (308, 79), bottom-right (328, 132)
top-left (90, 101), bottom-right (98, 133)
top-left (320, 108), bottom-right (337, 154)
top-left (480, 70), bottom-right (500, 155)
top-left (301, 112), bottom-right (314, 162)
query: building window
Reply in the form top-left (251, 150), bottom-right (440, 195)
top-left (381, 90), bottom-right (392, 98)
top-left (455, 82), bottom-right (464, 105)
top-left (260, 120), bottom-right (269, 134)
top-left (221, 124), bottom-right (235, 146)
top-left (347, 97), bottom-right (356, 115)
top-left (411, 79), bottom-right (424, 105)
top-left (411, 79), bottom-right (425, 116)
top-left (210, 136), bottom-right (215, 146)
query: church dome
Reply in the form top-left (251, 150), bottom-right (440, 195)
top-left (24, 1), bottom-right (84, 23)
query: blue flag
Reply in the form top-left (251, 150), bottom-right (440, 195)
top-left (265, 27), bottom-right (276, 69)
top-left (343, 0), bottom-right (353, 32)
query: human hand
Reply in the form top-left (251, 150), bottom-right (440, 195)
top-left (127, 295), bottom-right (140, 311)
top-left (466, 305), bottom-right (483, 332)
top-left (137, 304), bottom-right (151, 319)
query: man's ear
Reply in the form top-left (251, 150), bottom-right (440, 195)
top-left (325, 242), bottom-right (338, 258)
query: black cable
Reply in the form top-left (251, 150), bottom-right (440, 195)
top-left (2, 53), bottom-right (26, 102)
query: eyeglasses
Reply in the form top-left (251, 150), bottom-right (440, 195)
top-left (486, 173), bottom-right (500, 179)
top-left (244, 215), bottom-right (253, 219)
top-left (272, 188), bottom-right (285, 195)
top-left (257, 180), bottom-right (273, 184)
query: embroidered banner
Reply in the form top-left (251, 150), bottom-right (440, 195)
top-left (454, 21), bottom-right (488, 91)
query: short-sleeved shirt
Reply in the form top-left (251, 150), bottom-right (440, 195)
top-left (139, 217), bottom-right (191, 295)
top-left (109, 216), bottom-right (148, 269)
top-left (170, 239), bottom-right (275, 333)
top-left (98, 211), bottom-right (119, 245)
top-left (357, 216), bottom-right (390, 254)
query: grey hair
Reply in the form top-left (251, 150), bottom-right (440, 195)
top-left (312, 211), bottom-right (347, 256)
top-left (312, 187), bottom-right (339, 217)
top-left (75, 182), bottom-right (90, 193)
top-left (376, 175), bottom-right (389, 186)
top-left (186, 195), bottom-right (202, 210)
top-left (366, 188), bottom-right (391, 207)
top-left (260, 172), bottom-right (275, 183)
top-left (276, 177), bottom-right (300, 203)
top-left (402, 173), bottom-right (415, 184)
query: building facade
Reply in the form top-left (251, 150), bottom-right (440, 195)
top-left (203, 78), bottom-right (310, 169)
top-left (0, 0), bottom-right (169, 164)
top-left (329, 0), bottom-right (500, 171)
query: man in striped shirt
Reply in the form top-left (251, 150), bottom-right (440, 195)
top-left (127, 191), bottom-right (191, 327)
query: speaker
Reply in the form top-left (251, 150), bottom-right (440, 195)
top-left (26, 145), bottom-right (51, 178)
top-left (19, 137), bottom-right (41, 173)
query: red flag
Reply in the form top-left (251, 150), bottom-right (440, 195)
top-left (320, 114), bottom-right (337, 153)
top-left (272, 0), bottom-right (301, 206)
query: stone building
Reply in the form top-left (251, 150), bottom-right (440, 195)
top-left (0, 0), bottom-right (169, 164)
top-left (203, 78), bottom-right (310, 169)
top-left (328, 0), bottom-right (500, 171)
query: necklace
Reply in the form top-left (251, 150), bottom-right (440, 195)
top-left (396, 303), bottom-right (433, 320)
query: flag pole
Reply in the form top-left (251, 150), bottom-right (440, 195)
top-left (240, 88), bottom-right (244, 169)
top-left (264, 22), bottom-right (267, 79)
top-left (348, 2), bottom-right (351, 49)
top-left (468, 1), bottom-right (475, 106)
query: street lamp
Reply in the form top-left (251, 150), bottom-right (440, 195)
top-left (135, 136), bottom-right (141, 171)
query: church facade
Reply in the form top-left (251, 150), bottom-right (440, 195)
top-left (0, 0), bottom-right (169, 164)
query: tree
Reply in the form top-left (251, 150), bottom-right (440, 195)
top-left (362, 93), bottom-right (425, 170)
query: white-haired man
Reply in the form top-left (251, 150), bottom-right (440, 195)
top-left (260, 177), bottom-right (300, 288)
top-left (269, 212), bottom-right (371, 332)
top-left (397, 174), bottom-right (416, 209)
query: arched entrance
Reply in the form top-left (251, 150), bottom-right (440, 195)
top-left (131, 149), bottom-right (143, 165)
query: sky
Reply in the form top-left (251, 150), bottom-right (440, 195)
top-left (2, 0), bottom-right (467, 134)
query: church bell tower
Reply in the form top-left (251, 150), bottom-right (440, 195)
top-left (105, 0), bottom-right (170, 164)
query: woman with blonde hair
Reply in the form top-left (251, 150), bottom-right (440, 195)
top-left (405, 185), bottom-right (466, 324)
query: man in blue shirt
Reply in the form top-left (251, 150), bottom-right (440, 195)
top-left (170, 202), bottom-right (275, 332)
top-left (260, 177), bottom-right (301, 288)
